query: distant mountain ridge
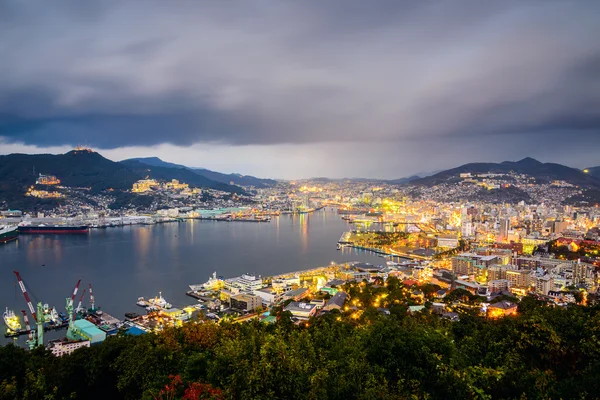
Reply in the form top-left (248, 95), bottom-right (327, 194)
top-left (386, 175), bottom-right (421, 184)
top-left (125, 157), bottom-right (277, 188)
top-left (586, 166), bottom-right (600, 178)
top-left (409, 157), bottom-right (600, 188)
top-left (119, 159), bottom-right (244, 193)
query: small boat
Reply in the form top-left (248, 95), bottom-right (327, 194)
top-left (147, 292), bottom-right (172, 309)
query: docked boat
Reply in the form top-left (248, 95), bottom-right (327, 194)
top-left (147, 292), bottom-right (172, 309)
top-left (138, 293), bottom-right (172, 310)
top-left (0, 225), bottom-right (18, 243)
top-left (18, 223), bottom-right (89, 234)
top-left (189, 272), bottom-right (223, 292)
top-left (3, 308), bottom-right (21, 332)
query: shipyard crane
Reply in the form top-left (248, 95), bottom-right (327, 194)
top-left (67, 279), bottom-right (82, 320)
top-left (21, 310), bottom-right (35, 350)
top-left (69, 279), bottom-right (81, 303)
top-left (89, 283), bottom-right (95, 311)
top-left (75, 288), bottom-right (88, 314)
top-left (13, 271), bottom-right (36, 322)
top-left (13, 271), bottom-right (44, 347)
top-left (65, 297), bottom-right (74, 329)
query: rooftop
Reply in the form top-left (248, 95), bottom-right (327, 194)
top-left (285, 302), bottom-right (317, 313)
top-left (283, 287), bottom-right (309, 298)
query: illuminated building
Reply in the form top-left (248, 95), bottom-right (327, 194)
top-left (573, 261), bottom-right (594, 287)
top-left (48, 339), bottom-right (90, 357)
top-left (230, 294), bottom-right (262, 312)
top-left (284, 302), bottom-right (317, 320)
top-left (36, 173), bottom-right (60, 185)
top-left (552, 220), bottom-right (569, 234)
top-left (534, 275), bottom-right (554, 295)
top-left (224, 274), bottom-right (263, 293)
top-left (461, 221), bottom-right (473, 237)
top-left (253, 288), bottom-right (281, 305)
top-left (498, 219), bottom-right (510, 242)
top-left (487, 301), bottom-right (517, 318)
top-left (132, 179), bottom-right (159, 193)
top-left (452, 254), bottom-right (499, 280)
top-left (26, 188), bottom-right (63, 198)
top-left (165, 179), bottom-right (189, 190)
top-left (488, 279), bottom-right (510, 293)
top-left (522, 236), bottom-right (547, 254)
top-left (506, 269), bottom-right (532, 290)
top-left (437, 235), bottom-right (459, 249)
top-left (488, 264), bottom-right (517, 281)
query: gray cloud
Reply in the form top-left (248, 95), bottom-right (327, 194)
top-left (0, 0), bottom-right (599, 153)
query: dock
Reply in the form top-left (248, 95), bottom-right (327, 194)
top-left (4, 322), bottom-right (68, 338)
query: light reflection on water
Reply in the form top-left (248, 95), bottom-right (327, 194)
top-left (0, 209), bottom-right (383, 344)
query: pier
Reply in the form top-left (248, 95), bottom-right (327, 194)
top-left (4, 322), bottom-right (68, 338)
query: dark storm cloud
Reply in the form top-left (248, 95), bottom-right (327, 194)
top-left (0, 1), bottom-right (599, 149)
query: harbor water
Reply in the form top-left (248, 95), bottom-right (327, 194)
top-left (0, 209), bottom-right (381, 345)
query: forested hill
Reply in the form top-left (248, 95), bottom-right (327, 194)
top-left (0, 150), bottom-right (139, 192)
top-left (410, 157), bottom-right (600, 188)
top-left (0, 150), bottom-right (243, 200)
top-left (2, 297), bottom-right (600, 399)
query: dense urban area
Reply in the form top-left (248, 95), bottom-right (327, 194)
top-left (1, 150), bottom-right (600, 399)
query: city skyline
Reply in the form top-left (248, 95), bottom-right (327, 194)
top-left (1, 1), bottom-right (599, 179)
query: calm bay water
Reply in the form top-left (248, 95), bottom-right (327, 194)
top-left (1, 209), bottom-right (381, 343)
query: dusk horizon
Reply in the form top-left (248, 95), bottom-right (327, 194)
top-left (1, 1), bottom-right (599, 179)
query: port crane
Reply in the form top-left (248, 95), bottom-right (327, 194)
top-left (89, 283), bottom-right (95, 311)
top-left (69, 279), bottom-right (82, 303)
top-left (20, 310), bottom-right (35, 350)
top-left (67, 279), bottom-right (82, 319)
top-left (13, 271), bottom-right (44, 347)
top-left (75, 288), bottom-right (88, 314)
top-left (74, 283), bottom-right (96, 315)
top-left (13, 271), bottom-right (36, 321)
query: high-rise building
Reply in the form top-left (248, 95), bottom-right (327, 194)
top-left (499, 219), bottom-right (510, 242)
top-left (535, 275), bottom-right (554, 295)
top-left (552, 220), bottom-right (569, 235)
top-left (506, 269), bottom-right (532, 290)
top-left (573, 261), bottom-right (593, 287)
top-left (488, 279), bottom-right (510, 293)
top-left (461, 222), bottom-right (473, 237)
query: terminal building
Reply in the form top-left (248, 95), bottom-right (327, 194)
top-left (224, 274), bottom-right (264, 294)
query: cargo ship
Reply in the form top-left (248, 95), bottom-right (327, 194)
top-left (18, 223), bottom-right (89, 234)
top-left (3, 308), bottom-right (21, 333)
top-left (0, 225), bottom-right (18, 243)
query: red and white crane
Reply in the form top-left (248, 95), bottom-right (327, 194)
top-left (89, 283), bottom-right (95, 311)
top-left (69, 279), bottom-right (82, 303)
top-left (21, 310), bottom-right (33, 340)
top-left (13, 271), bottom-right (37, 322)
top-left (76, 288), bottom-right (88, 313)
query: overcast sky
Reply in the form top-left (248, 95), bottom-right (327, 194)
top-left (1, 1), bottom-right (599, 179)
